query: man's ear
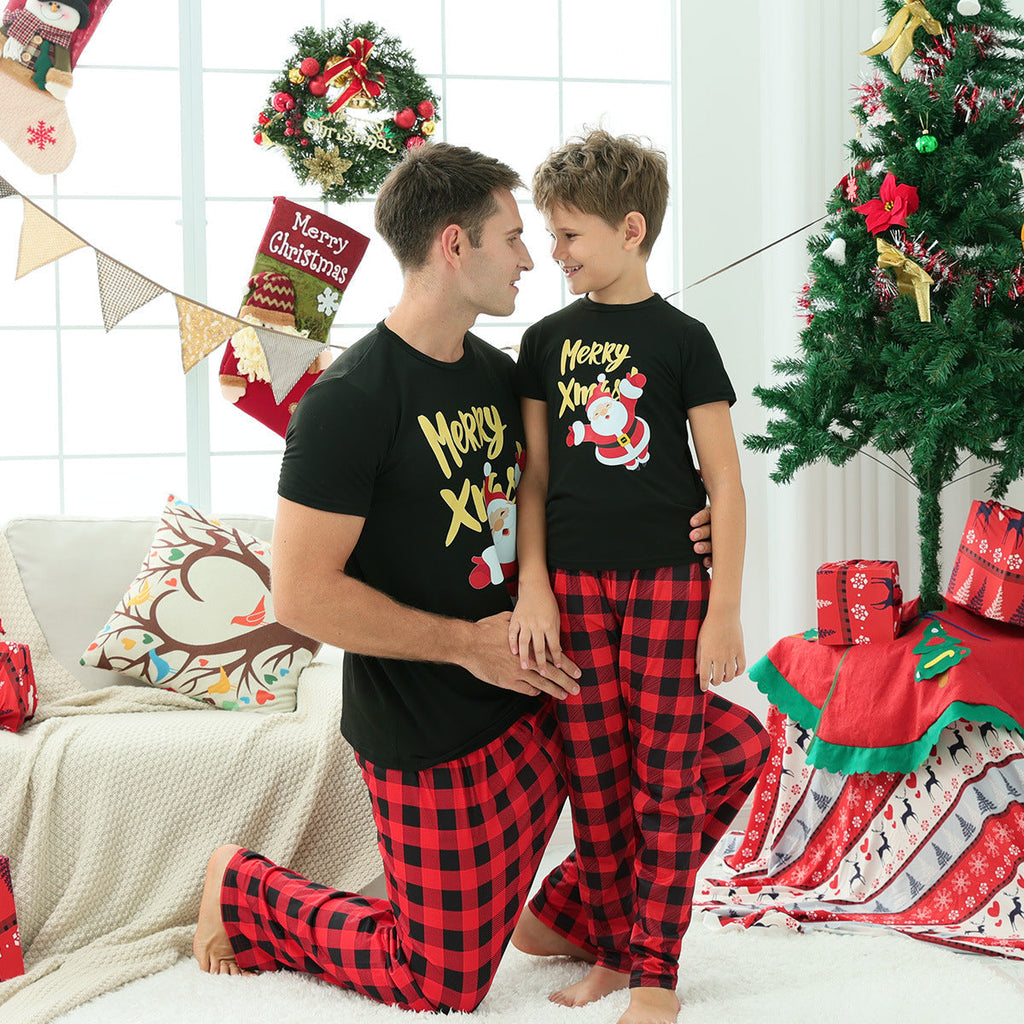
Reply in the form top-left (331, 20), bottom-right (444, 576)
top-left (623, 211), bottom-right (647, 252)
top-left (439, 224), bottom-right (463, 267)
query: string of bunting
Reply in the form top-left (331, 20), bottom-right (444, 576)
top-left (0, 174), bottom-right (329, 401)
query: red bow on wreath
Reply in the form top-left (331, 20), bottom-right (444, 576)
top-left (325, 38), bottom-right (387, 113)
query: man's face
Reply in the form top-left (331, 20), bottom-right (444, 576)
top-left (460, 189), bottom-right (534, 318)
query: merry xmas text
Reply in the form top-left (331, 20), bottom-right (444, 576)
top-left (558, 337), bottom-right (636, 417)
top-left (418, 406), bottom-right (517, 545)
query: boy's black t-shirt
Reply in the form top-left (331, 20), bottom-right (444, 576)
top-left (279, 322), bottom-right (535, 771)
top-left (515, 294), bottom-right (736, 571)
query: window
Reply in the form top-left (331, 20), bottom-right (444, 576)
top-left (0, 0), bottom-right (680, 521)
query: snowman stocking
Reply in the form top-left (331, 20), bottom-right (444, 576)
top-left (0, 0), bottom-right (111, 174)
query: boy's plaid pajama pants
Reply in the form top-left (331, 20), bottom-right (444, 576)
top-left (527, 564), bottom-right (769, 990)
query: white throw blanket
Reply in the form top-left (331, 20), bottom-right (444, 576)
top-left (0, 533), bottom-right (382, 1024)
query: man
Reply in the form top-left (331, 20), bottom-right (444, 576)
top-left (193, 143), bottom-right (714, 1012)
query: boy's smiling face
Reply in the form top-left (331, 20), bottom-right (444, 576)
top-left (543, 203), bottom-right (642, 303)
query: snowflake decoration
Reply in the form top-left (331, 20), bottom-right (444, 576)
top-left (816, 598), bottom-right (833, 609)
top-left (979, 539), bottom-right (989, 553)
top-left (854, 635), bottom-right (871, 645)
top-left (852, 604), bottom-right (869, 621)
top-left (966, 529), bottom-right (977, 544)
top-left (993, 547), bottom-right (1003, 564)
top-left (851, 572), bottom-right (868, 589)
top-left (27, 120), bottom-right (57, 151)
top-left (316, 286), bottom-right (341, 315)
top-left (1008, 554), bottom-right (1022, 570)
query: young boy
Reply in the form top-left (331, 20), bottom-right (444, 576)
top-left (509, 130), bottom-right (768, 1024)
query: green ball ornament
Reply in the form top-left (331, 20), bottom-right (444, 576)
top-left (915, 133), bottom-right (938, 153)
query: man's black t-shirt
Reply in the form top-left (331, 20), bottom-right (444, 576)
top-left (279, 322), bottom-right (535, 770)
top-left (515, 295), bottom-right (735, 570)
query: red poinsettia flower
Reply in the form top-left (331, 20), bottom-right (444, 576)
top-left (855, 173), bottom-right (920, 235)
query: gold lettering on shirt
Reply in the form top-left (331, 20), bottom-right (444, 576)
top-left (559, 338), bottom-right (631, 376)
top-left (417, 406), bottom-right (507, 479)
top-left (556, 368), bottom-right (640, 418)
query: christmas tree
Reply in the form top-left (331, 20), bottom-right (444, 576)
top-left (746, 0), bottom-right (1024, 610)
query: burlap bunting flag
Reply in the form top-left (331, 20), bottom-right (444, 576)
top-left (174, 297), bottom-right (243, 372)
top-left (254, 326), bottom-right (330, 403)
top-left (16, 199), bottom-right (87, 279)
top-left (95, 251), bottom-right (166, 331)
top-left (0, 176), bottom-right (17, 200)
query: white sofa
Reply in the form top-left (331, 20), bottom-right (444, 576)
top-left (0, 514), bottom-right (381, 1024)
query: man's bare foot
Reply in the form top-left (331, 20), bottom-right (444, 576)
top-left (550, 964), bottom-right (629, 1006)
top-left (511, 906), bottom-right (596, 962)
top-left (617, 986), bottom-right (681, 1024)
top-left (193, 844), bottom-right (248, 976)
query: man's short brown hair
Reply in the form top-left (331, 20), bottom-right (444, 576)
top-left (531, 130), bottom-right (668, 256)
top-left (374, 142), bottom-right (523, 271)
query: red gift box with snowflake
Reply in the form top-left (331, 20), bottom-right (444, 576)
top-left (815, 560), bottom-right (903, 645)
top-left (946, 500), bottom-right (1024, 625)
top-left (0, 855), bottom-right (24, 981)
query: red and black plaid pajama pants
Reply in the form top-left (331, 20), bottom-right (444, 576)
top-left (528, 564), bottom-right (769, 991)
top-left (218, 702), bottom-right (567, 1012)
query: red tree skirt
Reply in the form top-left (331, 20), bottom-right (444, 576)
top-left (697, 707), bottom-right (1024, 957)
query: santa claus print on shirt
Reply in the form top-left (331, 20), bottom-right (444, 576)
top-left (469, 451), bottom-right (524, 590)
top-left (566, 371), bottom-right (651, 470)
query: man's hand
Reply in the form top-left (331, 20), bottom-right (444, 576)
top-left (461, 612), bottom-right (581, 700)
top-left (690, 504), bottom-right (713, 569)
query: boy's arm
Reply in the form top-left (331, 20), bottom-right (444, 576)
top-left (509, 398), bottom-right (565, 669)
top-left (687, 401), bottom-right (746, 688)
top-left (271, 496), bottom-right (579, 699)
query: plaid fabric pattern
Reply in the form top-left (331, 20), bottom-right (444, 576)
top-left (529, 564), bottom-right (769, 990)
top-left (220, 703), bottom-right (566, 1012)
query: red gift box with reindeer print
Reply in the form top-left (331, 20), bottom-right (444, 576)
top-left (0, 855), bottom-right (24, 981)
top-left (946, 500), bottom-right (1024, 625)
top-left (816, 560), bottom-right (903, 645)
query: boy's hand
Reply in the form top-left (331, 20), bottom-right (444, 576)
top-left (689, 504), bottom-right (713, 570)
top-left (696, 612), bottom-right (745, 691)
top-left (509, 581), bottom-right (567, 673)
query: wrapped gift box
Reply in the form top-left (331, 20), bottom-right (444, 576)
top-left (0, 626), bottom-right (36, 733)
top-left (0, 856), bottom-right (24, 982)
top-left (946, 500), bottom-right (1024, 625)
top-left (816, 560), bottom-right (903, 645)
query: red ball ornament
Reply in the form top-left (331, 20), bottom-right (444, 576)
top-left (272, 91), bottom-right (295, 112)
top-left (308, 74), bottom-right (327, 97)
top-left (416, 99), bottom-right (435, 119)
top-left (405, 135), bottom-right (425, 149)
top-left (258, 112), bottom-right (270, 125)
top-left (394, 107), bottom-right (416, 130)
top-left (300, 57), bottom-right (320, 77)
top-left (254, 132), bottom-right (263, 145)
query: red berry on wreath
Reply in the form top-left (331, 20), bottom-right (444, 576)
top-left (394, 107), bottom-right (416, 130)
top-left (308, 74), bottom-right (327, 97)
top-left (258, 112), bottom-right (270, 125)
top-left (405, 135), bottom-right (425, 149)
top-left (417, 100), bottom-right (435, 119)
top-left (272, 91), bottom-right (296, 112)
top-left (300, 57), bottom-right (321, 77)
top-left (254, 133), bottom-right (263, 145)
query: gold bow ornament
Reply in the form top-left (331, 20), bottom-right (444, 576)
top-left (877, 238), bottom-right (934, 322)
top-left (862, 2), bottom-right (943, 74)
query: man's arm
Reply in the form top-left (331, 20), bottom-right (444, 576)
top-left (271, 496), bottom-right (579, 699)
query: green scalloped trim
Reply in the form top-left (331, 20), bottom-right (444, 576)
top-left (749, 655), bottom-right (822, 730)
top-left (802, 702), bottom-right (1024, 776)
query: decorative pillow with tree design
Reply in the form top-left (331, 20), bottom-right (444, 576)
top-left (80, 497), bottom-right (318, 712)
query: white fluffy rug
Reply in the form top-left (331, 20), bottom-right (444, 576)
top-left (54, 902), bottom-right (1024, 1024)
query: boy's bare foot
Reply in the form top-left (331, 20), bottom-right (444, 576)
top-left (193, 844), bottom-right (248, 975)
top-left (617, 986), bottom-right (681, 1024)
top-left (550, 964), bottom-right (629, 1006)
top-left (511, 906), bottom-right (596, 962)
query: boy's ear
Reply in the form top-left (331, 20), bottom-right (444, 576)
top-left (623, 211), bottom-right (648, 252)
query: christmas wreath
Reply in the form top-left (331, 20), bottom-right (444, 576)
top-left (254, 21), bottom-right (440, 204)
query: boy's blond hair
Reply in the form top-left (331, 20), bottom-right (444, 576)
top-left (532, 129), bottom-right (668, 256)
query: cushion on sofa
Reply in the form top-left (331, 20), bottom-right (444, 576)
top-left (78, 497), bottom-right (317, 712)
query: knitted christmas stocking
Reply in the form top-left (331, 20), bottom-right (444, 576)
top-left (0, 0), bottom-right (111, 174)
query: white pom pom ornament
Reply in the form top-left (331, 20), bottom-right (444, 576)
top-left (957, 0), bottom-right (981, 16)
